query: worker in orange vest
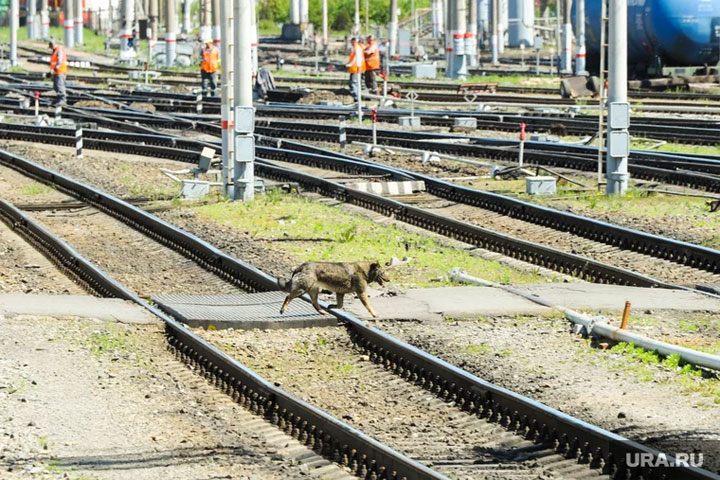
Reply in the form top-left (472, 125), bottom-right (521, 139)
top-left (48, 40), bottom-right (68, 106)
top-left (363, 34), bottom-right (380, 95)
top-left (200, 38), bottom-right (220, 96)
top-left (346, 37), bottom-right (366, 100)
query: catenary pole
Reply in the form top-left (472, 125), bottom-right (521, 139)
top-left (166, 0), bottom-right (178, 66)
top-left (606, 0), bottom-right (629, 194)
top-left (233, 0), bottom-right (255, 202)
top-left (64, 0), bottom-right (74, 47)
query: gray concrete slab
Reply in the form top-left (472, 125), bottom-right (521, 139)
top-left (342, 284), bottom-right (720, 320)
top-left (0, 294), bottom-right (159, 324)
top-left (153, 292), bottom-right (337, 330)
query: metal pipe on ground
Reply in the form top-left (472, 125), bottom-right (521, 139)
top-left (449, 269), bottom-right (720, 372)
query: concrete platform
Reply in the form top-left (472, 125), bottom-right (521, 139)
top-left (153, 292), bottom-right (337, 330)
top-left (342, 284), bottom-right (720, 321)
top-left (0, 293), bottom-right (159, 324)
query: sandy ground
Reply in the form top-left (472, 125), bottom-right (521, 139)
top-left (0, 315), bottom-right (354, 479)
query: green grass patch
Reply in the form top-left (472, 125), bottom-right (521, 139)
top-left (604, 342), bottom-right (720, 404)
top-left (193, 192), bottom-right (545, 287)
top-left (632, 139), bottom-right (720, 156)
top-left (0, 27), bottom-right (108, 55)
top-left (21, 182), bottom-right (54, 196)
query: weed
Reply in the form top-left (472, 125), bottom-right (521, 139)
top-left (21, 182), bottom-right (53, 196)
top-left (465, 343), bottom-right (492, 355)
top-left (38, 436), bottom-right (48, 449)
top-left (293, 340), bottom-right (310, 356)
top-left (335, 362), bottom-right (356, 375)
top-left (337, 224), bottom-right (358, 243)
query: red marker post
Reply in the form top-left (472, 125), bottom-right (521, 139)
top-left (34, 91), bottom-right (40, 118)
top-left (519, 122), bottom-right (526, 167)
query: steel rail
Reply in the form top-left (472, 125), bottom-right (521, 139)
top-left (0, 195), bottom-right (443, 480)
top-left (1, 149), bottom-right (716, 480)
top-left (3, 122), bottom-right (719, 281)
top-left (252, 121), bottom-right (720, 192)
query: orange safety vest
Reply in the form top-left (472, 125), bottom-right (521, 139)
top-left (364, 41), bottom-right (380, 71)
top-left (201, 44), bottom-right (219, 73)
top-left (50, 46), bottom-right (68, 75)
top-left (348, 43), bottom-right (366, 74)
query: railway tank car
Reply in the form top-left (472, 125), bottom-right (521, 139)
top-left (576, 0), bottom-right (720, 75)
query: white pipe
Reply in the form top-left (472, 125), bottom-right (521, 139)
top-left (64, 0), bottom-right (75, 47)
top-left (449, 269), bottom-right (720, 372)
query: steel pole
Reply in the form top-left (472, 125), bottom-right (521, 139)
top-left (431, 0), bottom-right (439, 38)
top-left (606, 0), bottom-right (629, 194)
top-left (574, 0), bottom-right (587, 74)
top-left (27, 0), bottom-right (36, 39)
top-left (182, 0), bottom-right (191, 33)
top-left (10, 0), bottom-right (18, 66)
top-left (445, 0), bottom-right (454, 76)
top-left (290, 0), bottom-right (300, 24)
top-left (354, 0), bottom-right (361, 35)
top-left (74, 0), bottom-right (83, 44)
top-left (64, 0), bottom-right (74, 47)
top-left (491, 0), bottom-right (499, 64)
top-left (149, 0), bottom-right (159, 63)
top-left (220, 0), bottom-right (234, 196)
top-left (250, 0), bottom-right (257, 73)
top-left (389, 0), bottom-right (398, 57)
top-left (454, 0), bottom-right (468, 79)
top-left (498, 0), bottom-right (505, 54)
top-left (234, 0), bottom-right (255, 202)
top-left (468, 0), bottom-right (478, 66)
top-left (322, 0), bottom-right (328, 52)
top-left (561, 0), bottom-right (572, 72)
top-left (200, 0), bottom-right (212, 39)
top-left (41, 0), bottom-right (49, 39)
top-left (120, 0), bottom-right (133, 57)
top-left (166, 0), bottom-right (178, 67)
top-left (212, 0), bottom-right (221, 43)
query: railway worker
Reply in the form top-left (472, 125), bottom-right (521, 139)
top-left (200, 37), bottom-right (220, 97)
top-left (48, 40), bottom-right (68, 106)
top-left (363, 34), bottom-right (380, 95)
top-left (346, 37), bottom-right (366, 100)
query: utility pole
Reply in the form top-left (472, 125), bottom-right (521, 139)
top-left (574, 0), bottom-right (587, 74)
top-left (445, 0), bottom-right (455, 76)
top-left (453, 0), bottom-right (468, 79)
top-left (10, 0), bottom-right (18, 66)
top-left (41, 0), bottom-right (49, 39)
top-left (250, 0), bottom-right (258, 73)
top-left (149, 0), bottom-right (159, 63)
top-left (606, 0), bottom-right (630, 194)
top-left (166, 0), bottom-right (178, 66)
top-left (64, 0), bottom-right (74, 47)
top-left (220, 0), bottom-right (234, 197)
top-left (201, 0), bottom-right (212, 39)
top-left (322, 0), bottom-right (328, 54)
top-left (354, 0), bottom-right (361, 36)
top-left (27, 0), bottom-right (36, 39)
top-left (491, 0), bottom-right (499, 64)
top-left (182, 0), bottom-right (192, 34)
top-left (75, 0), bottom-right (83, 45)
top-left (561, 0), bottom-right (572, 72)
top-left (119, 0), bottom-right (133, 58)
top-left (233, 0), bottom-right (255, 202)
top-left (212, 0), bottom-right (221, 43)
top-left (389, 0), bottom-right (398, 58)
top-left (468, 0), bottom-right (478, 67)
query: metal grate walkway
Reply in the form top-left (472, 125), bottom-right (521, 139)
top-left (153, 292), bottom-right (337, 330)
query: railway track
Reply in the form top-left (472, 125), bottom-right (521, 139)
top-left (1, 147), bottom-right (717, 480)
top-left (3, 121), bottom-right (720, 293)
